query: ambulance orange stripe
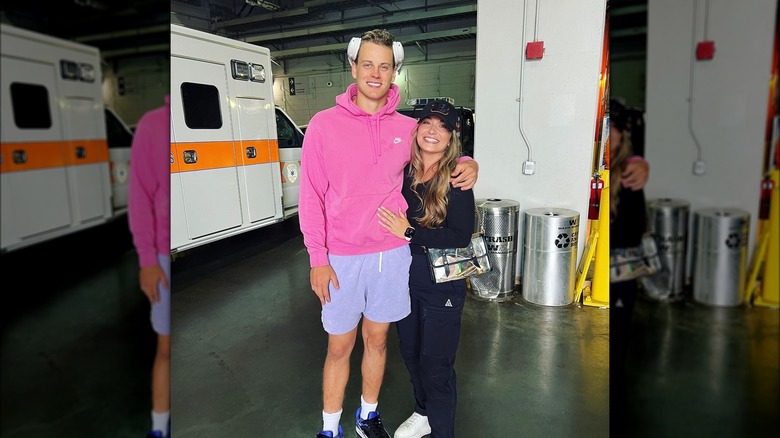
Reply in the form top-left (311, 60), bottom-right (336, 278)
top-left (269, 139), bottom-right (280, 162)
top-left (237, 139), bottom-right (272, 166)
top-left (65, 139), bottom-right (108, 166)
top-left (1, 140), bottom-right (108, 173)
top-left (171, 139), bottom-right (280, 173)
top-left (1, 141), bottom-right (66, 172)
top-left (171, 141), bottom-right (236, 173)
top-left (170, 143), bottom-right (180, 174)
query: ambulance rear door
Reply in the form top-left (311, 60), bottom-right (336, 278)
top-left (234, 93), bottom-right (281, 224)
top-left (59, 73), bottom-right (112, 225)
top-left (1, 56), bottom-right (72, 248)
top-left (170, 56), bottom-right (243, 248)
top-left (170, 24), bottom-right (285, 254)
top-left (1, 23), bottom-right (110, 253)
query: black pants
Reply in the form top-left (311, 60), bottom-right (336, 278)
top-left (610, 279), bottom-right (639, 438)
top-left (396, 253), bottom-right (467, 438)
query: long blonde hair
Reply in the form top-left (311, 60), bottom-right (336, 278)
top-left (610, 125), bottom-right (632, 222)
top-left (408, 126), bottom-right (462, 228)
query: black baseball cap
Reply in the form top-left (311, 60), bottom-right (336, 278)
top-left (417, 100), bottom-right (458, 132)
top-left (609, 98), bottom-right (627, 132)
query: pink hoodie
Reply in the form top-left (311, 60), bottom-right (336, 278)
top-left (299, 83), bottom-right (417, 267)
top-left (128, 96), bottom-right (171, 267)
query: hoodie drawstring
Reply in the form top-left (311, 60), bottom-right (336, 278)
top-left (369, 117), bottom-right (381, 164)
top-left (337, 83), bottom-right (399, 164)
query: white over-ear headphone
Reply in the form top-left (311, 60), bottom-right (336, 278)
top-left (347, 37), bottom-right (404, 72)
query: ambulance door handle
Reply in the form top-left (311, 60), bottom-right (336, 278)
top-left (246, 146), bottom-right (256, 159)
top-left (183, 150), bottom-right (197, 164)
top-left (13, 150), bottom-right (27, 164)
top-left (75, 146), bottom-right (87, 159)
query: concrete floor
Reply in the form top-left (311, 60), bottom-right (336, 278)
top-left (625, 294), bottom-right (779, 438)
top-left (171, 217), bottom-right (610, 437)
top-left (2, 215), bottom-right (777, 438)
top-left (1, 215), bottom-right (157, 438)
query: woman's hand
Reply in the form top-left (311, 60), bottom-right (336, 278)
top-left (622, 159), bottom-right (649, 191)
top-left (378, 207), bottom-right (411, 239)
top-left (451, 160), bottom-right (478, 190)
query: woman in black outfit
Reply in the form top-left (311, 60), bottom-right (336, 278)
top-left (378, 100), bottom-right (474, 438)
top-left (609, 98), bottom-right (650, 438)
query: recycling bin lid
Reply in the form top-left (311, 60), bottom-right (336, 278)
top-left (524, 207), bottom-right (579, 219)
top-left (647, 198), bottom-right (690, 209)
top-left (475, 198), bottom-right (520, 214)
top-left (695, 207), bottom-right (749, 219)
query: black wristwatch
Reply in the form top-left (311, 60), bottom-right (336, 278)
top-left (403, 226), bottom-right (415, 242)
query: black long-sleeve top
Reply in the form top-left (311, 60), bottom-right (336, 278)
top-left (611, 184), bottom-right (647, 249)
top-left (402, 164), bottom-right (475, 255)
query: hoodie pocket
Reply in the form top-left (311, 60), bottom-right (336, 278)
top-left (328, 191), bottom-right (408, 247)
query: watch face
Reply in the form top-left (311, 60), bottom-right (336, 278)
top-left (404, 227), bottom-right (414, 238)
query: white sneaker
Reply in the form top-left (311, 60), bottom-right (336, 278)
top-left (393, 412), bottom-right (431, 438)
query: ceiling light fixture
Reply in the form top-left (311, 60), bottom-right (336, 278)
top-left (74, 0), bottom-right (108, 10)
top-left (245, 0), bottom-right (281, 11)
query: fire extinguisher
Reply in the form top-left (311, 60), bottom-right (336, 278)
top-left (588, 173), bottom-right (604, 220)
top-left (759, 175), bottom-right (774, 220)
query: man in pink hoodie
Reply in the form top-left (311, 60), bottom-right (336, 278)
top-left (300, 30), bottom-right (477, 438)
top-left (128, 96), bottom-right (171, 438)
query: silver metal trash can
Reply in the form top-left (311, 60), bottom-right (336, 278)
top-left (521, 208), bottom-right (580, 306)
top-left (640, 198), bottom-right (690, 301)
top-left (692, 208), bottom-right (749, 306)
top-left (469, 199), bottom-right (520, 302)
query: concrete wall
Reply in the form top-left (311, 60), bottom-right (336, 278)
top-left (610, 58), bottom-right (647, 108)
top-left (474, 0), bottom-right (608, 285)
top-left (102, 54), bottom-right (170, 127)
top-left (644, 0), bottom-right (777, 278)
top-left (270, 32), bottom-right (478, 126)
top-left (273, 56), bottom-right (477, 127)
top-left (172, 0), bottom-right (480, 126)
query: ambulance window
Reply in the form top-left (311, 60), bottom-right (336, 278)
top-left (275, 108), bottom-right (303, 149)
top-left (276, 111), bottom-right (294, 148)
top-left (181, 82), bottom-right (222, 129)
top-left (10, 83), bottom-right (52, 129)
top-left (104, 108), bottom-right (133, 148)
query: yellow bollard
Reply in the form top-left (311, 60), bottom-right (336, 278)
top-left (584, 169), bottom-right (610, 308)
top-left (754, 168), bottom-right (780, 308)
top-left (746, 228), bottom-right (770, 304)
top-left (574, 228), bottom-right (599, 304)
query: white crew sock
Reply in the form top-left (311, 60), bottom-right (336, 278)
top-left (360, 395), bottom-right (378, 420)
top-left (322, 408), bottom-right (343, 435)
top-left (151, 410), bottom-right (169, 433)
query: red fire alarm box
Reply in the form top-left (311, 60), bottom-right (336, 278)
top-left (526, 41), bottom-right (544, 59)
top-left (696, 41), bottom-right (715, 60)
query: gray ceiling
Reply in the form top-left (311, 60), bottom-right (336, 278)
top-left (0, 0), bottom-right (170, 60)
top-left (171, 1), bottom-right (648, 67)
top-left (0, 1), bottom-right (646, 65)
top-left (609, 0), bottom-right (648, 61)
top-left (171, 0), bottom-right (478, 65)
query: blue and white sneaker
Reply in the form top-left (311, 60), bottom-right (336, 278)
top-left (355, 408), bottom-right (390, 438)
top-left (316, 425), bottom-right (343, 438)
top-left (146, 420), bottom-right (170, 438)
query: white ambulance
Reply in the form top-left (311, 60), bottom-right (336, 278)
top-left (170, 24), bottom-right (303, 254)
top-left (0, 23), bottom-right (131, 253)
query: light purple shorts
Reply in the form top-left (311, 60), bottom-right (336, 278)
top-left (322, 245), bottom-right (412, 335)
top-left (151, 253), bottom-right (171, 336)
